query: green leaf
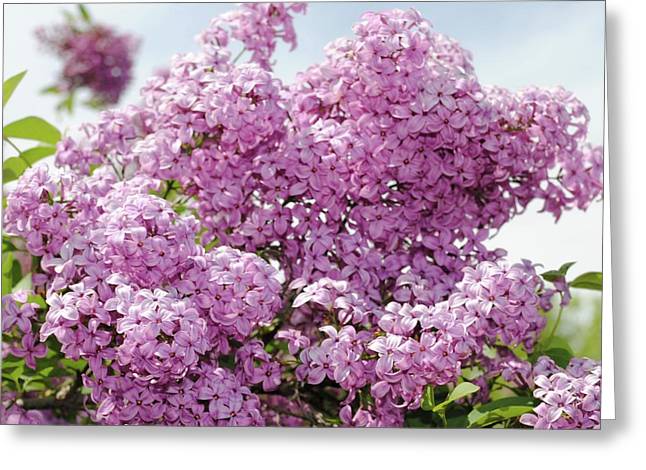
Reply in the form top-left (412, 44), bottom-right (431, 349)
top-left (1, 358), bottom-right (24, 370)
top-left (27, 294), bottom-right (47, 309)
top-left (61, 358), bottom-right (88, 371)
top-left (2, 157), bottom-right (29, 183)
top-left (570, 272), bottom-right (602, 291)
top-left (433, 382), bottom-right (480, 412)
top-left (3, 116), bottom-right (61, 145)
top-left (23, 380), bottom-right (46, 392)
top-left (445, 412), bottom-right (470, 428)
top-left (2, 236), bottom-right (18, 252)
top-left (57, 92), bottom-right (75, 113)
top-left (468, 396), bottom-right (537, 428)
top-left (539, 347), bottom-right (573, 368)
top-left (78, 4), bottom-right (92, 23)
top-left (20, 145), bottom-right (56, 165)
top-left (2, 252), bottom-right (23, 296)
top-left (460, 366), bottom-right (484, 381)
top-left (12, 273), bottom-right (32, 293)
top-left (509, 343), bottom-right (528, 361)
top-left (2, 360), bottom-right (24, 383)
top-left (38, 366), bottom-right (55, 378)
top-left (541, 261), bottom-right (575, 282)
top-left (41, 85), bottom-right (61, 95)
top-left (1, 256), bottom-right (13, 296)
top-left (482, 343), bottom-right (497, 359)
top-left (3, 70), bottom-right (27, 108)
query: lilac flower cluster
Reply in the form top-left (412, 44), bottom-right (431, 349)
top-left (3, 4), bottom-right (602, 428)
top-left (284, 260), bottom-right (551, 425)
top-left (198, 2), bottom-right (306, 70)
top-left (520, 357), bottom-right (601, 429)
top-left (3, 165), bottom-right (283, 425)
top-left (36, 17), bottom-right (138, 105)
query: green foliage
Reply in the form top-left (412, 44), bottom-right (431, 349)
top-left (2, 72), bottom-right (61, 183)
top-left (2, 236), bottom-right (18, 253)
top-left (12, 273), bottom-right (33, 293)
top-left (3, 70), bottom-right (27, 108)
top-left (533, 347), bottom-right (573, 368)
top-left (2, 252), bottom-right (23, 296)
top-left (2, 157), bottom-right (29, 183)
top-left (3, 116), bottom-right (61, 145)
top-left (468, 396), bottom-right (537, 428)
top-left (570, 272), bottom-right (602, 291)
top-left (541, 261), bottom-right (576, 282)
top-left (78, 4), bottom-right (92, 23)
top-left (421, 384), bottom-right (435, 411)
top-left (19, 145), bottom-right (57, 165)
top-left (432, 382), bottom-right (480, 412)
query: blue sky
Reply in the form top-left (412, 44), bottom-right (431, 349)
top-left (3, 1), bottom-right (605, 276)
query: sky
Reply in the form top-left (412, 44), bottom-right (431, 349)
top-left (2, 1), bottom-right (606, 278)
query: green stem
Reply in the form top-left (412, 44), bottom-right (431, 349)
top-left (232, 48), bottom-right (246, 64)
top-left (163, 180), bottom-right (176, 200)
top-left (4, 137), bottom-right (31, 168)
top-left (544, 299), bottom-right (565, 349)
top-left (438, 409), bottom-right (448, 427)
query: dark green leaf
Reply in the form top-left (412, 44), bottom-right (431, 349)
top-left (558, 261), bottom-right (576, 275)
top-left (3, 116), bottom-right (61, 145)
top-left (468, 396), bottom-right (537, 428)
top-left (539, 347), bottom-right (573, 368)
top-left (445, 412), bottom-right (470, 428)
top-left (570, 272), bottom-right (602, 291)
top-left (541, 261), bottom-right (576, 282)
top-left (2, 157), bottom-right (29, 183)
top-left (2, 236), bottom-right (18, 253)
top-left (3, 70), bottom-right (27, 108)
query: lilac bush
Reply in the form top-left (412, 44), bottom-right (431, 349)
top-left (2, 3), bottom-right (602, 428)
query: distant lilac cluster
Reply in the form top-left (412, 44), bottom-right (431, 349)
top-left (521, 357), bottom-right (601, 429)
top-left (3, 4), bottom-right (602, 427)
top-left (36, 19), bottom-right (138, 105)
